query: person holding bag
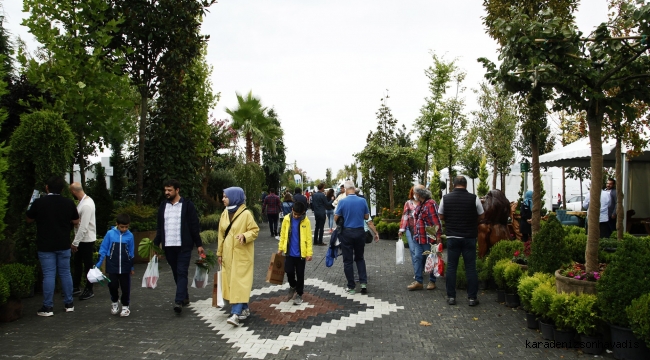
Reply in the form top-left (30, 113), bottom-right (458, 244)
top-left (217, 187), bottom-right (259, 327)
top-left (407, 185), bottom-right (442, 291)
top-left (277, 201), bottom-right (313, 305)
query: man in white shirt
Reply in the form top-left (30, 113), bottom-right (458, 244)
top-left (583, 189), bottom-right (611, 238)
top-left (70, 182), bottom-right (97, 300)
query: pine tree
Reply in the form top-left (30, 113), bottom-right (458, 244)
top-left (477, 155), bottom-right (490, 197)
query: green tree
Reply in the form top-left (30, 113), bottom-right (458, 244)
top-left (325, 168), bottom-right (333, 187)
top-left (262, 109), bottom-right (286, 193)
top-left (86, 164), bottom-right (113, 234)
top-left (477, 155), bottom-right (490, 197)
top-left (459, 126), bottom-right (482, 193)
top-left (0, 59), bottom-right (9, 244)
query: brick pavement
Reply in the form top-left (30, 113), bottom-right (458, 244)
top-left (0, 211), bottom-right (612, 359)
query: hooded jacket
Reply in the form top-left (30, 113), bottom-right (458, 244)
top-left (96, 226), bottom-right (135, 274)
top-left (278, 214), bottom-right (313, 258)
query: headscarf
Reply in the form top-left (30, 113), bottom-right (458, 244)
top-left (524, 190), bottom-right (533, 209)
top-left (224, 187), bottom-right (246, 213)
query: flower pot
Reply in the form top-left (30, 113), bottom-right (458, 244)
top-left (580, 334), bottom-right (605, 355)
top-left (496, 289), bottom-right (505, 303)
top-left (526, 312), bottom-right (538, 329)
top-left (539, 320), bottom-right (555, 341)
top-left (553, 328), bottom-right (576, 347)
top-left (610, 324), bottom-right (650, 360)
top-left (0, 299), bottom-right (23, 322)
top-left (478, 280), bottom-right (488, 290)
top-left (505, 293), bottom-right (520, 308)
top-left (554, 269), bottom-right (597, 295)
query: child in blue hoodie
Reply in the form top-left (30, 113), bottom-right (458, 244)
top-left (96, 214), bottom-right (135, 317)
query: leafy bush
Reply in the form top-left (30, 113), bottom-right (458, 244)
top-left (518, 272), bottom-right (555, 312)
top-left (503, 261), bottom-right (524, 293)
top-left (375, 221), bottom-right (400, 238)
top-left (112, 203), bottom-right (157, 232)
top-left (0, 263), bottom-right (36, 299)
top-left (567, 293), bottom-right (599, 336)
top-left (477, 256), bottom-right (489, 282)
top-left (564, 225), bottom-right (586, 236)
top-left (531, 282), bottom-right (556, 321)
top-left (493, 258), bottom-right (510, 290)
top-left (0, 273), bottom-right (9, 305)
top-left (549, 292), bottom-right (577, 331)
top-left (86, 164), bottom-right (114, 234)
top-left (200, 213), bottom-right (221, 230)
top-left (200, 230), bottom-right (218, 245)
top-left (626, 293), bottom-right (650, 348)
top-left (528, 214), bottom-right (569, 275)
top-left (456, 255), bottom-right (467, 289)
top-left (487, 240), bottom-right (524, 280)
top-left (598, 238), bottom-right (619, 264)
top-left (597, 236), bottom-right (650, 327)
top-left (563, 231), bottom-right (587, 264)
top-left (248, 203), bottom-right (263, 223)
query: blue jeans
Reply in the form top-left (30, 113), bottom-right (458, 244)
top-left (445, 237), bottom-right (478, 299)
top-left (340, 227), bottom-right (367, 289)
top-left (231, 303), bottom-right (249, 315)
top-left (406, 229), bottom-right (435, 284)
top-left (326, 210), bottom-right (334, 229)
top-left (164, 247), bottom-right (192, 303)
top-left (38, 250), bottom-right (73, 308)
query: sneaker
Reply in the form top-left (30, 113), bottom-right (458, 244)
top-left (238, 308), bottom-right (250, 320)
top-left (174, 302), bottom-right (183, 314)
top-left (407, 281), bottom-right (423, 291)
top-left (72, 288), bottom-right (82, 296)
top-left (427, 281), bottom-right (436, 290)
top-left (344, 288), bottom-right (356, 295)
top-left (227, 314), bottom-right (240, 326)
top-left (120, 306), bottom-right (130, 317)
top-left (360, 284), bottom-right (367, 294)
top-left (447, 298), bottom-right (457, 305)
top-left (37, 306), bottom-right (54, 317)
top-left (287, 287), bottom-right (296, 301)
top-left (79, 288), bottom-right (94, 301)
top-left (468, 298), bottom-right (480, 307)
top-left (64, 302), bottom-right (74, 312)
top-left (294, 295), bottom-right (303, 305)
top-left (182, 298), bottom-right (190, 306)
top-left (275, 236), bottom-right (280, 241)
top-left (111, 302), bottom-right (120, 315)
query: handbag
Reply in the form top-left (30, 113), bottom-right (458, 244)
top-left (365, 230), bottom-right (373, 244)
top-left (396, 238), bottom-right (404, 265)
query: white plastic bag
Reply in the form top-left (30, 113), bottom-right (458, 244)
top-left (87, 267), bottom-right (109, 285)
top-left (216, 269), bottom-right (224, 307)
top-left (142, 255), bottom-right (159, 289)
top-left (192, 266), bottom-right (210, 288)
top-left (396, 239), bottom-right (404, 265)
top-left (424, 253), bottom-right (436, 273)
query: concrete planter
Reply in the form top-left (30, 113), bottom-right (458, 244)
top-left (554, 270), bottom-right (597, 295)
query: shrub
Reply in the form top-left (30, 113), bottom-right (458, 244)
top-left (0, 263), bottom-right (36, 299)
top-left (518, 272), bottom-right (555, 313)
top-left (0, 273), bottom-right (9, 305)
top-left (531, 282), bottom-right (556, 322)
top-left (493, 258), bottom-right (510, 290)
top-left (598, 238), bottom-right (619, 263)
top-left (486, 240), bottom-right (524, 280)
top-left (626, 293), bottom-right (650, 348)
top-left (200, 230), bottom-right (218, 245)
top-left (200, 213), bottom-right (221, 231)
top-left (503, 262), bottom-right (524, 293)
top-left (528, 214), bottom-right (569, 275)
top-left (112, 203), bottom-right (157, 232)
top-left (564, 225), bottom-right (586, 236)
top-left (477, 256), bottom-right (489, 282)
top-left (456, 255), bottom-right (467, 289)
top-left (549, 292), bottom-right (577, 331)
top-left (563, 231), bottom-right (587, 264)
top-left (567, 293), bottom-right (599, 336)
top-left (597, 236), bottom-right (650, 327)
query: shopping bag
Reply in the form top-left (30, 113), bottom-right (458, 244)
top-left (87, 267), bottom-right (110, 286)
top-left (435, 253), bottom-right (445, 277)
top-left (265, 253), bottom-right (285, 284)
top-left (396, 239), bottom-right (404, 265)
top-left (212, 267), bottom-right (224, 308)
top-left (192, 266), bottom-right (210, 288)
top-left (424, 253), bottom-right (436, 273)
top-left (142, 255), bottom-right (159, 289)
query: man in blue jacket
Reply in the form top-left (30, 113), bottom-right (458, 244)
top-left (153, 179), bottom-right (204, 314)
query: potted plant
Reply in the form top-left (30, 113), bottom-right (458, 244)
top-left (528, 214), bottom-right (570, 275)
top-left (486, 240), bottom-right (524, 288)
top-left (493, 258), bottom-right (510, 303)
top-left (626, 293), bottom-right (650, 352)
top-left (0, 264), bottom-right (37, 322)
top-left (512, 249), bottom-right (528, 271)
top-left (113, 203), bottom-right (158, 263)
top-left (555, 261), bottom-right (603, 295)
top-left (567, 293), bottom-right (604, 355)
top-left (549, 292), bottom-right (577, 347)
top-left (194, 252), bottom-right (218, 288)
top-left (531, 282), bottom-right (556, 341)
top-left (518, 272), bottom-right (554, 329)
top-left (477, 256), bottom-right (489, 290)
top-left (503, 261), bottom-right (524, 308)
top-left (380, 207), bottom-right (402, 222)
top-left (596, 236), bottom-right (650, 360)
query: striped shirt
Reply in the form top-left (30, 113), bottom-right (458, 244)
top-left (164, 201), bottom-right (183, 247)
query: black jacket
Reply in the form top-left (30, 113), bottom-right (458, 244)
top-left (311, 191), bottom-right (328, 215)
top-left (153, 197), bottom-right (202, 251)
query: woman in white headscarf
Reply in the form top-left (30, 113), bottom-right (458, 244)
top-left (217, 187), bottom-right (259, 327)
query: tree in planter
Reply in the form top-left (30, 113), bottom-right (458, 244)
top-left (531, 282), bottom-right (556, 323)
top-left (492, 258), bottom-right (510, 290)
top-left (527, 214), bottom-right (569, 275)
top-left (626, 293), bottom-right (650, 349)
top-left (503, 262), bottom-right (524, 293)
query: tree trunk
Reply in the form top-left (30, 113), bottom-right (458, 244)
top-left (585, 110), bottom-right (604, 273)
top-left (531, 136), bottom-right (541, 236)
top-left (423, 138), bottom-right (430, 184)
top-left (245, 132), bottom-right (253, 163)
top-left (136, 86), bottom-right (147, 205)
top-left (448, 153), bottom-right (453, 193)
top-left (615, 138), bottom-right (624, 240)
top-left (253, 142), bottom-right (260, 164)
top-left (562, 167), bottom-right (566, 209)
top-left (492, 160), bottom-right (498, 190)
top-left (69, 163), bottom-right (74, 185)
top-left (78, 155), bottom-right (86, 189)
top-left (500, 172), bottom-right (506, 192)
top-left (472, 178), bottom-right (475, 194)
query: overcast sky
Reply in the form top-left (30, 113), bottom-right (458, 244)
top-left (3, 0), bottom-right (609, 182)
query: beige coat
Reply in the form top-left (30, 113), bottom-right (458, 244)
top-left (217, 205), bottom-right (259, 303)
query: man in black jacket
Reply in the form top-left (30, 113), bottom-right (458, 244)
top-left (153, 179), bottom-right (204, 314)
top-left (311, 183), bottom-right (329, 246)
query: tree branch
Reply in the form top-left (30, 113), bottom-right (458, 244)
top-left (597, 46), bottom-right (649, 88)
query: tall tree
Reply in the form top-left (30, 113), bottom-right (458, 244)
top-left (262, 109), bottom-right (286, 193)
top-left (325, 168), bottom-right (332, 187)
top-left (459, 126), bottom-right (483, 193)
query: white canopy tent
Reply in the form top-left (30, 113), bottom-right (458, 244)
top-left (539, 137), bottom-right (650, 230)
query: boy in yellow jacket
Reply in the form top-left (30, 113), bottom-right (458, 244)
top-left (277, 201), bottom-right (313, 305)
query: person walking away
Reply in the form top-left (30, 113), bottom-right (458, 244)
top-left (263, 188), bottom-right (281, 240)
top-left (325, 189), bottom-right (336, 233)
top-left (311, 183), bottom-right (328, 246)
top-left (583, 188), bottom-right (612, 238)
top-left (333, 184), bottom-right (346, 209)
top-left (217, 187), bottom-right (260, 327)
top-left (153, 179), bottom-right (204, 314)
top-left (335, 181), bottom-right (377, 294)
top-left (26, 176), bottom-right (80, 316)
top-left (277, 201), bottom-right (313, 305)
top-left (293, 188), bottom-right (308, 210)
top-left (438, 176), bottom-right (484, 306)
top-left (69, 182), bottom-right (97, 300)
top-left (281, 193), bottom-right (294, 220)
top-left (519, 190), bottom-right (533, 242)
top-left (96, 214), bottom-right (134, 317)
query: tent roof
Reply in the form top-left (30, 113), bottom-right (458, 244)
top-left (539, 137), bottom-right (650, 167)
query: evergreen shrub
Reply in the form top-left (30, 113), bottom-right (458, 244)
top-left (487, 240), bottom-right (524, 279)
top-left (528, 214), bottom-right (569, 275)
top-left (0, 263), bottom-right (36, 299)
top-left (626, 293), bottom-right (650, 348)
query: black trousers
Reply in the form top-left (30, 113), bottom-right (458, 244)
top-left (314, 213), bottom-right (326, 244)
top-left (267, 213), bottom-right (279, 236)
top-left (285, 256), bottom-right (306, 296)
top-left (73, 242), bottom-right (95, 290)
top-left (108, 273), bottom-right (131, 306)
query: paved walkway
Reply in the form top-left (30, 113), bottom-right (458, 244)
top-left (0, 211), bottom-right (610, 359)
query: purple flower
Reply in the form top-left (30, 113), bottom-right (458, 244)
top-left (574, 275), bottom-right (581, 280)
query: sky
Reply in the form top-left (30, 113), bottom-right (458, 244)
top-left (3, 0), bottom-right (610, 182)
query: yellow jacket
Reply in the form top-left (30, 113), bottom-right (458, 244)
top-left (278, 214), bottom-right (313, 258)
top-left (217, 205), bottom-right (259, 303)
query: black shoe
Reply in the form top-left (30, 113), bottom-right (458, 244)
top-left (182, 298), bottom-right (190, 306)
top-left (174, 302), bottom-right (183, 314)
top-left (72, 288), bottom-right (81, 296)
top-left (468, 298), bottom-right (480, 306)
top-left (447, 298), bottom-right (457, 305)
top-left (37, 306), bottom-right (54, 317)
top-left (65, 302), bottom-right (74, 312)
top-left (79, 289), bottom-right (94, 301)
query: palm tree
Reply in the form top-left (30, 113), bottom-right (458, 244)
top-left (226, 91), bottom-right (267, 163)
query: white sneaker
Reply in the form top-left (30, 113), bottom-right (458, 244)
top-left (238, 308), bottom-right (250, 320)
top-left (111, 302), bottom-right (119, 315)
top-left (120, 306), bottom-right (130, 317)
top-left (275, 236), bottom-right (280, 240)
top-left (294, 295), bottom-right (303, 305)
top-left (227, 314), bottom-right (240, 326)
